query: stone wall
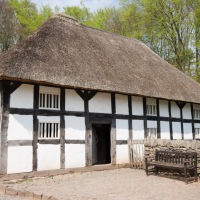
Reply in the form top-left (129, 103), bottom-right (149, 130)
top-left (144, 139), bottom-right (200, 174)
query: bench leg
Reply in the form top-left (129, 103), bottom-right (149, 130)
top-left (184, 165), bottom-right (188, 184)
top-left (145, 164), bottom-right (148, 176)
top-left (155, 166), bottom-right (158, 175)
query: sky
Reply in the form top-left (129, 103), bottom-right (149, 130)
top-left (31, 0), bottom-right (120, 12)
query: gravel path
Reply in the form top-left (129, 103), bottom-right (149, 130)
top-left (3, 168), bottom-right (200, 200)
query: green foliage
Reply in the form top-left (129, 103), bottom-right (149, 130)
top-left (1, 0), bottom-right (200, 83)
top-left (63, 5), bottom-right (90, 23)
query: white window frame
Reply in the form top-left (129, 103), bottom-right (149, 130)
top-left (39, 89), bottom-right (60, 110)
top-left (193, 109), bottom-right (200, 119)
top-left (146, 104), bottom-right (157, 116)
top-left (195, 128), bottom-right (200, 139)
top-left (38, 122), bottom-right (60, 139)
top-left (146, 128), bottom-right (157, 139)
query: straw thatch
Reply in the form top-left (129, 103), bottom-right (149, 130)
top-left (0, 13), bottom-right (200, 103)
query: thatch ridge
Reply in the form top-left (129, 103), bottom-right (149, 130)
top-left (0, 13), bottom-right (200, 103)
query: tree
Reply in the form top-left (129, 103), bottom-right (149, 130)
top-left (0, 0), bottom-right (19, 52)
top-left (9, 0), bottom-right (40, 38)
top-left (63, 4), bottom-right (90, 23)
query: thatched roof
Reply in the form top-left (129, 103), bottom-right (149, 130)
top-left (0, 13), bottom-right (200, 103)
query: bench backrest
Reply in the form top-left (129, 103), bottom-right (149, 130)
top-left (155, 150), bottom-right (197, 166)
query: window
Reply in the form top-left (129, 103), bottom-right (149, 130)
top-left (195, 128), bottom-right (200, 139)
top-left (193, 109), bottom-right (200, 119)
top-left (39, 123), bottom-right (60, 139)
top-left (146, 105), bottom-right (156, 115)
top-left (147, 128), bottom-right (157, 139)
top-left (39, 93), bottom-right (60, 109)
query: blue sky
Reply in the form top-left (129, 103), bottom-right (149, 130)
top-left (31, 0), bottom-right (120, 12)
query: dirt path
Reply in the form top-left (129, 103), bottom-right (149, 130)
top-left (2, 168), bottom-right (200, 200)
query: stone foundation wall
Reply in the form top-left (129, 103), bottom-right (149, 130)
top-left (144, 139), bottom-right (200, 174)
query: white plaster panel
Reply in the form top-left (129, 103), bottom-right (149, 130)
top-left (183, 123), bottom-right (193, 139)
top-left (193, 104), bottom-right (200, 110)
top-left (8, 114), bottom-right (33, 140)
top-left (65, 144), bottom-right (85, 168)
top-left (183, 103), bottom-right (192, 119)
top-left (132, 96), bottom-right (143, 115)
top-left (10, 84), bottom-right (33, 108)
top-left (132, 120), bottom-right (144, 139)
top-left (146, 98), bottom-right (156, 105)
top-left (171, 101), bottom-right (180, 118)
top-left (195, 123), bottom-right (200, 128)
top-left (7, 146), bottom-right (32, 174)
top-left (116, 119), bottom-right (129, 140)
top-left (38, 144), bottom-right (60, 171)
top-left (172, 122), bottom-right (182, 139)
top-left (159, 100), bottom-right (169, 117)
top-left (89, 92), bottom-right (111, 113)
top-left (65, 89), bottom-right (84, 112)
top-left (147, 120), bottom-right (157, 128)
top-left (65, 116), bottom-right (85, 140)
top-left (116, 145), bottom-right (129, 164)
top-left (37, 116), bottom-right (60, 123)
top-left (40, 86), bottom-right (60, 94)
top-left (160, 121), bottom-right (170, 139)
top-left (115, 94), bottom-right (128, 115)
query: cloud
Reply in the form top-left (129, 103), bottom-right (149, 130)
top-left (32, 0), bottom-right (119, 12)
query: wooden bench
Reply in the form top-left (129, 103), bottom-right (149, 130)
top-left (145, 150), bottom-right (198, 183)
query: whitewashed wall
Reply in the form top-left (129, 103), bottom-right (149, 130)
top-left (183, 123), bottom-right (193, 139)
top-left (132, 96), bottom-right (143, 115)
top-left (65, 116), bottom-right (85, 140)
top-left (132, 120), bottom-right (144, 139)
top-left (37, 116), bottom-right (60, 123)
top-left (115, 94), bottom-right (128, 115)
top-left (147, 120), bottom-right (157, 128)
top-left (146, 98), bottom-right (156, 106)
top-left (160, 121), bottom-right (170, 139)
top-left (65, 144), bottom-right (85, 168)
top-left (171, 101), bottom-right (180, 118)
top-left (116, 145), bottom-right (129, 164)
top-left (38, 144), bottom-right (60, 171)
top-left (116, 119), bottom-right (129, 164)
top-left (40, 86), bottom-right (60, 94)
top-left (116, 120), bottom-right (129, 140)
top-left (65, 89), bottom-right (84, 112)
top-left (89, 92), bottom-right (111, 113)
top-left (159, 100), bottom-right (169, 117)
top-left (172, 122), bottom-right (182, 139)
top-left (183, 103), bottom-right (192, 119)
top-left (7, 114), bottom-right (33, 140)
top-left (10, 84), bottom-right (33, 108)
top-left (7, 146), bottom-right (32, 174)
top-left (65, 116), bottom-right (85, 168)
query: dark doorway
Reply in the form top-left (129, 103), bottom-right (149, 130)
top-left (92, 124), bottom-right (111, 165)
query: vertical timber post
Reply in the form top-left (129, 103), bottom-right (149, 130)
top-left (143, 97), bottom-right (147, 138)
top-left (191, 103), bottom-right (195, 139)
top-left (156, 99), bottom-right (161, 138)
top-left (111, 93), bottom-right (116, 165)
top-left (0, 81), bottom-right (10, 174)
top-left (60, 88), bottom-right (65, 169)
top-left (128, 95), bottom-right (133, 139)
top-left (33, 84), bottom-right (39, 171)
top-left (168, 101), bottom-right (173, 140)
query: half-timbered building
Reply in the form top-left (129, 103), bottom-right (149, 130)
top-left (1, 14), bottom-right (200, 174)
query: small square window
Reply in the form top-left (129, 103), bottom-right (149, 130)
top-left (193, 109), bottom-right (200, 119)
top-left (38, 122), bottom-right (60, 139)
top-left (39, 92), bottom-right (60, 109)
top-left (146, 105), bottom-right (156, 115)
top-left (146, 128), bottom-right (157, 139)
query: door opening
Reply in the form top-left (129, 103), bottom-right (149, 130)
top-left (92, 124), bottom-right (111, 165)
